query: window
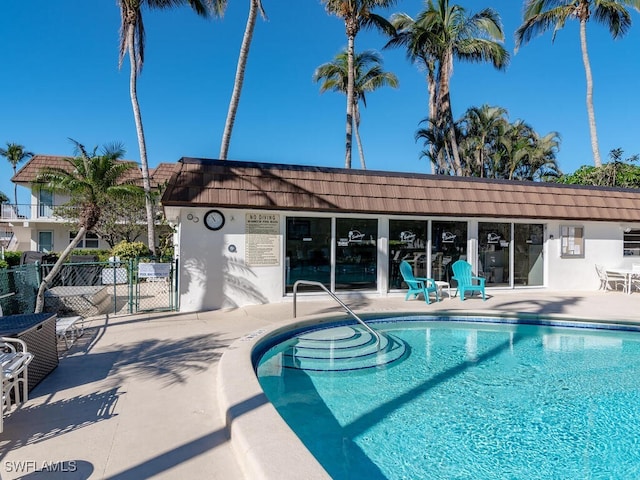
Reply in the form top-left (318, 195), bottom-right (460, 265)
top-left (624, 229), bottom-right (640, 256)
top-left (285, 217), bottom-right (331, 292)
top-left (432, 221), bottom-right (467, 283)
top-left (70, 232), bottom-right (99, 249)
top-left (38, 231), bottom-right (53, 253)
top-left (389, 220), bottom-right (427, 289)
top-left (560, 226), bottom-right (584, 258)
top-left (336, 218), bottom-right (377, 290)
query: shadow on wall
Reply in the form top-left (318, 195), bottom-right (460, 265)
top-left (181, 254), bottom-right (268, 311)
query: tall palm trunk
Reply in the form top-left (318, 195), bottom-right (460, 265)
top-left (12, 165), bottom-right (18, 207)
top-left (220, 0), bottom-right (259, 160)
top-left (438, 52), bottom-right (462, 175)
top-left (427, 67), bottom-right (437, 174)
top-left (127, 25), bottom-right (156, 254)
top-left (579, 17), bottom-right (602, 167)
top-left (353, 102), bottom-right (366, 169)
top-left (34, 227), bottom-right (87, 313)
top-left (345, 32), bottom-right (356, 169)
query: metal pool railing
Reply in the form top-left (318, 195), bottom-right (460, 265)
top-left (292, 280), bottom-right (381, 348)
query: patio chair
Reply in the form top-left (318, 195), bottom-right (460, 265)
top-left (595, 264), bottom-right (623, 291)
top-left (631, 264), bottom-right (640, 293)
top-left (451, 260), bottom-right (486, 301)
top-left (1, 337), bottom-right (34, 433)
top-left (399, 260), bottom-right (439, 304)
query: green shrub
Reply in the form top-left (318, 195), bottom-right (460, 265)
top-left (71, 249), bottom-right (111, 262)
top-left (111, 241), bottom-right (150, 260)
top-left (3, 251), bottom-right (21, 267)
top-left (0, 259), bottom-right (8, 269)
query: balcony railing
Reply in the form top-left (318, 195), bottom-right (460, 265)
top-left (0, 203), bottom-right (66, 221)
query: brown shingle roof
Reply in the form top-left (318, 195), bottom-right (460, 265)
top-left (160, 158), bottom-right (640, 222)
top-left (12, 155), bottom-right (176, 189)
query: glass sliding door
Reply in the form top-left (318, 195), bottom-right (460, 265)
top-left (285, 217), bottom-right (331, 292)
top-left (478, 222), bottom-right (511, 286)
top-left (389, 220), bottom-right (427, 289)
top-left (336, 218), bottom-right (377, 290)
top-left (432, 221), bottom-right (467, 283)
top-left (514, 224), bottom-right (544, 286)
top-left (39, 189), bottom-right (53, 218)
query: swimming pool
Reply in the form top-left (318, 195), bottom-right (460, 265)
top-left (256, 316), bottom-right (640, 479)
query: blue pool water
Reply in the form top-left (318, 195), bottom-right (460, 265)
top-left (256, 317), bottom-right (640, 479)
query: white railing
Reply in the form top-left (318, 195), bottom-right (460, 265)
top-left (0, 203), bottom-right (63, 221)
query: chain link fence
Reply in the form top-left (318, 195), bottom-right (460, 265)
top-left (0, 258), bottom-right (177, 317)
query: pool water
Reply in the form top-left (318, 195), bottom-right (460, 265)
top-left (256, 318), bottom-right (640, 479)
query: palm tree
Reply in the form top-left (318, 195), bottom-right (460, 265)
top-left (515, 0), bottom-right (640, 168)
top-left (313, 49), bottom-right (398, 169)
top-left (459, 105), bottom-right (508, 177)
top-left (421, 0), bottom-right (509, 175)
top-left (219, 0), bottom-right (265, 160)
top-left (385, 12), bottom-right (438, 172)
top-left (33, 140), bottom-right (143, 313)
top-left (322, 0), bottom-right (398, 169)
top-left (117, 0), bottom-right (221, 254)
top-left (0, 143), bottom-right (33, 206)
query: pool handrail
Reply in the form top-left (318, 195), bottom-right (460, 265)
top-left (292, 280), bottom-right (381, 349)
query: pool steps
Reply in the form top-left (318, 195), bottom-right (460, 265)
top-left (281, 326), bottom-right (407, 371)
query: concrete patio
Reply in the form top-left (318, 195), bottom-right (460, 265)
top-left (1, 289), bottom-right (640, 479)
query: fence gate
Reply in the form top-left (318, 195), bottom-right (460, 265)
top-left (102, 258), bottom-right (177, 315)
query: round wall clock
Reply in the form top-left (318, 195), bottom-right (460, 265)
top-left (204, 209), bottom-right (225, 231)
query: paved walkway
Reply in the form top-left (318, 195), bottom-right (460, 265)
top-left (1, 290), bottom-right (639, 479)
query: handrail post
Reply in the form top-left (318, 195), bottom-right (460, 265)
top-left (292, 280), bottom-right (381, 348)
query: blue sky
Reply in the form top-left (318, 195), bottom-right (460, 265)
top-left (1, 0), bottom-right (639, 205)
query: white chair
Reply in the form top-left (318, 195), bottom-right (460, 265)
top-left (1, 337), bottom-right (34, 433)
top-left (631, 264), bottom-right (640, 293)
top-left (596, 265), bottom-right (625, 291)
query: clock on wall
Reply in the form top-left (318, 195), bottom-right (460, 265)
top-left (204, 209), bottom-right (225, 231)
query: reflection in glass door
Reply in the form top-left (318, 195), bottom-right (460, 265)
top-left (478, 223), bottom-right (511, 286)
top-left (285, 217), bottom-right (331, 292)
top-left (432, 221), bottom-right (467, 283)
top-left (388, 220), bottom-right (427, 289)
top-left (514, 224), bottom-right (544, 286)
top-left (336, 218), bottom-right (377, 290)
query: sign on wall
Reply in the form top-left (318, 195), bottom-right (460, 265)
top-left (246, 213), bottom-right (280, 266)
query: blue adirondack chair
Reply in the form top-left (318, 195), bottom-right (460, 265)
top-left (451, 260), bottom-right (486, 301)
top-left (399, 260), bottom-right (439, 304)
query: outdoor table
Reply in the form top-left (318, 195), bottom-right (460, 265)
top-left (0, 313), bottom-right (58, 391)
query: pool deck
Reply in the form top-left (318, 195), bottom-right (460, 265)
top-left (2, 289), bottom-right (640, 479)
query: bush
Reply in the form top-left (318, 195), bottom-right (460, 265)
top-left (70, 249), bottom-right (111, 262)
top-left (3, 251), bottom-right (21, 267)
top-left (111, 241), bottom-right (150, 260)
top-left (0, 259), bottom-right (8, 269)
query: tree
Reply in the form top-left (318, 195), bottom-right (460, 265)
top-left (0, 143), bottom-right (33, 206)
top-left (558, 149), bottom-right (640, 187)
top-left (515, 0), bottom-right (640, 168)
top-left (385, 12), bottom-right (438, 171)
top-left (0, 191), bottom-right (8, 204)
top-left (458, 105), bottom-right (508, 177)
top-left (420, 0), bottom-right (509, 175)
top-left (313, 49), bottom-right (398, 169)
top-left (33, 141), bottom-right (143, 313)
top-left (321, 0), bottom-right (397, 168)
top-left (117, 0), bottom-right (221, 254)
top-left (219, 0), bottom-right (265, 160)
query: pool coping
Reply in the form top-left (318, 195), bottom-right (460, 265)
top-left (217, 308), bottom-right (640, 479)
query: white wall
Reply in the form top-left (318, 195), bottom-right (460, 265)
top-left (545, 220), bottom-right (636, 290)
top-left (177, 208), bottom-right (285, 312)
top-left (174, 207), bottom-right (640, 312)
